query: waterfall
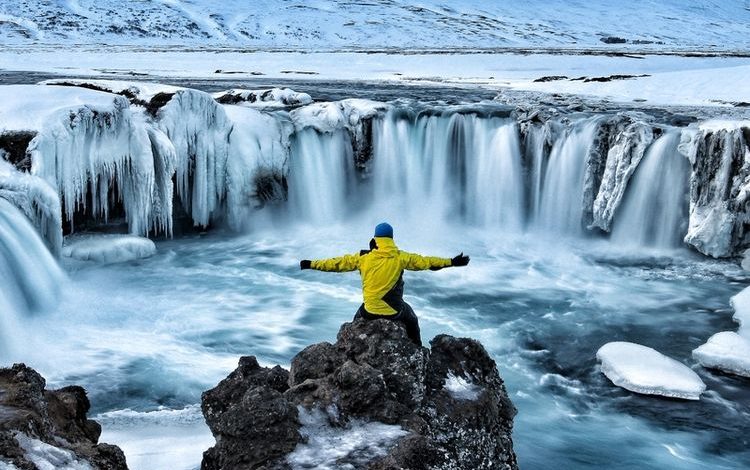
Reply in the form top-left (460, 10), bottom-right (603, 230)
top-left (3, 83), bottom-right (744, 256)
top-left (534, 119), bottom-right (601, 234)
top-left (0, 198), bottom-right (65, 357)
top-left (369, 110), bottom-right (524, 229)
top-left (287, 128), bottom-right (357, 223)
top-left (610, 132), bottom-right (690, 248)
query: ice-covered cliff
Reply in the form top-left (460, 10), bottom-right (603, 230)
top-left (1, 80), bottom-right (748, 257)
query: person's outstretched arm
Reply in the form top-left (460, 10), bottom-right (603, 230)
top-left (300, 253), bottom-right (362, 272)
top-left (400, 252), bottom-right (470, 271)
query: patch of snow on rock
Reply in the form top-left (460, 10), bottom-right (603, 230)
top-left (213, 88), bottom-right (312, 108)
top-left (286, 407), bottom-right (407, 470)
top-left (596, 342), bottom-right (706, 400)
top-left (62, 234), bottom-right (156, 263)
top-left (444, 372), bottom-right (481, 401)
top-left (40, 79), bottom-right (182, 102)
top-left (14, 433), bottom-right (94, 470)
top-left (692, 332), bottom-right (750, 378)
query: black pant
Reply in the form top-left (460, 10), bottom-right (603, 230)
top-left (354, 303), bottom-right (422, 347)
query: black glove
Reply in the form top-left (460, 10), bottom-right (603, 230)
top-left (300, 260), bottom-right (312, 270)
top-left (451, 253), bottom-right (470, 267)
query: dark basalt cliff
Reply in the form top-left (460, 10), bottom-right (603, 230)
top-left (201, 319), bottom-right (517, 470)
top-left (0, 363), bottom-right (128, 470)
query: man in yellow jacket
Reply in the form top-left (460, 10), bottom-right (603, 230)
top-left (300, 222), bottom-right (470, 346)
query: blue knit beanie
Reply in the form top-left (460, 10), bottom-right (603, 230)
top-left (374, 222), bottom-right (393, 238)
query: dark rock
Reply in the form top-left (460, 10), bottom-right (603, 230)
top-left (600, 36), bottom-right (628, 44)
top-left (145, 92), bottom-right (175, 117)
top-left (201, 357), bottom-right (300, 470)
top-left (533, 75), bottom-right (568, 83)
top-left (583, 74), bottom-right (650, 83)
top-left (0, 363), bottom-right (128, 470)
top-left (0, 131), bottom-right (35, 171)
top-left (201, 319), bottom-right (518, 469)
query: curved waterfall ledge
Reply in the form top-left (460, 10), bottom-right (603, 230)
top-left (1, 80), bottom-right (748, 257)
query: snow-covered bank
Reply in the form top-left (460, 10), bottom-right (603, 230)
top-left (1, 50), bottom-right (750, 107)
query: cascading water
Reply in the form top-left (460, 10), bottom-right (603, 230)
top-left (287, 128), bottom-right (356, 223)
top-left (534, 118), bottom-right (601, 234)
top-left (610, 132), bottom-right (691, 248)
top-left (0, 198), bottom-right (65, 358)
top-left (283, 111), bottom-right (694, 247)
top-left (287, 110), bottom-right (528, 228)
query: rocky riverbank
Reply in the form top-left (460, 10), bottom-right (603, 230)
top-left (201, 319), bottom-right (518, 470)
top-left (0, 363), bottom-right (127, 469)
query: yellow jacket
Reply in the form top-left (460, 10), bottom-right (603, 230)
top-left (310, 237), bottom-right (452, 315)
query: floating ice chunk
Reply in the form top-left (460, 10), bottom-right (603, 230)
top-left (213, 88), bottom-right (312, 107)
top-left (596, 342), bottom-right (706, 400)
top-left (62, 234), bottom-right (156, 263)
top-left (692, 332), bottom-right (750, 378)
top-left (444, 372), bottom-right (481, 400)
top-left (14, 433), bottom-right (93, 470)
top-left (286, 407), bottom-right (407, 469)
top-left (730, 285), bottom-right (750, 338)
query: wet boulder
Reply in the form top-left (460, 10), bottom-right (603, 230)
top-left (201, 319), bottom-right (518, 469)
top-left (0, 363), bottom-right (128, 470)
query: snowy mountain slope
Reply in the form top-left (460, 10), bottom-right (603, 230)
top-left (1, 0), bottom-right (750, 51)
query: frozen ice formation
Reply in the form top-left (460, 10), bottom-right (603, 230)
top-left (679, 123), bottom-right (750, 258)
top-left (692, 332), bottom-right (750, 378)
top-left (597, 342), bottom-right (706, 400)
top-left (62, 234), bottom-right (156, 263)
top-left (693, 285), bottom-right (750, 377)
top-left (0, 81), bottom-right (749, 259)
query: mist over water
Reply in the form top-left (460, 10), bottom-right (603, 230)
top-left (2, 106), bottom-right (749, 469)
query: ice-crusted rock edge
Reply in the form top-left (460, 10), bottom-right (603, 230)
top-left (200, 319), bottom-right (517, 470)
top-left (596, 342), bottom-right (706, 400)
top-left (0, 363), bottom-right (128, 470)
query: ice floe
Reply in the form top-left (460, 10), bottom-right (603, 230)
top-left (597, 342), bottom-right (706, 400)
top-left (62, 234), bottom-right (156, 263)
top-left (692, 332), bottom-right (750, 378)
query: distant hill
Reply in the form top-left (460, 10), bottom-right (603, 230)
top-left (1, 0), bottom-right (749, 51)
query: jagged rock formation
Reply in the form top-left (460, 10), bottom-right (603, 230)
top-left (201, 319), bottom-right (517, 470)
top-left (679, 126), bottom-right (750, 257)
top-left (0, 363), bottom-right (128, 470)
